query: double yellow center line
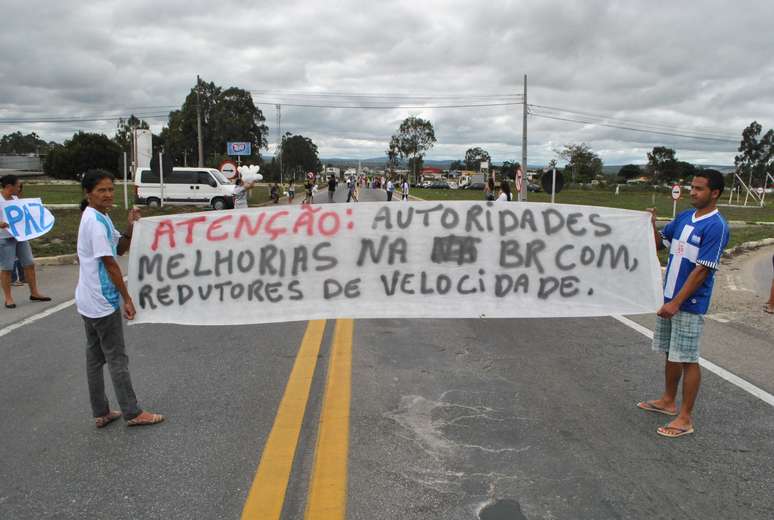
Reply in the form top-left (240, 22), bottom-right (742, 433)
top-left (241, 319), bottom-right (354, 520)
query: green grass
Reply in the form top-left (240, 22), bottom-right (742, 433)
top-left (413, 188), bottom-right (774, 223)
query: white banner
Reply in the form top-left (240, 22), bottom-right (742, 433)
top-left (127, 202), bottom-right (663, 325)
top-left (0, 198), bottom-right (56, 241)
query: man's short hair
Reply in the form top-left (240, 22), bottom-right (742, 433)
top-left (0, 174), bottom-right (19, 188)
top-left (693, 170), bottom-right (725, 197)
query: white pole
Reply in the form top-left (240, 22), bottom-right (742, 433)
top-left (159, 151), bottom-right (165, 207)
top-left (673, 199), bottom-right (677, 219)
top-left (123, 152), bottom-right (128, 209)
top-left (551, 167), bottom-right (556, 204)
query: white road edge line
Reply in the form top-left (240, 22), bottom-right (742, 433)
top-left (0, 299), bottom-right (76, 339)
top-left (611, 314), bottom-right (774, 408)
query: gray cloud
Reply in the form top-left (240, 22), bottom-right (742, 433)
top-left (1, 0), bottom-right (773, 165)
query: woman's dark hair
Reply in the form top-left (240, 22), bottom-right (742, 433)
top-left (0, 174), bottom-right (19, 188)
top-left (80, 169), bottom-right (115, 211)
top-left (235, 177), bottom-right (243, 186)
top-left (500, 180), bottom-right (512, 200)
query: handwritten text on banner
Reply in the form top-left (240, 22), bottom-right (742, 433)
top-left (127, 202), bottom-right (663, 325)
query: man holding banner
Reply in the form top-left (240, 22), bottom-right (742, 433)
top-left (638, 170), bottom-right (729, 439)
top-left (0, 175), bottom-right (51, 309)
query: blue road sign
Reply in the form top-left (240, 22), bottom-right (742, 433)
top-left (227, 142), bottom-right (252, 156)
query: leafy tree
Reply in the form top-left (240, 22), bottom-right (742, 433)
top-left (386, 140), bottom-right (400, 175)
top-left (464, 147), bottom-right (491, 171)
top-left (646, 146), bottom-right (677, 183)
top-left (735, 121), bottom-right (774, 189)
top-left (390, 116), bottom-right (436, 184)
top-left (113, 115), bottom-right (150, 150)
top-left (160, 78), bottom-right (268, 167)
top-left (0, 131), bottom-right (56, 155)
top-left (500, 161), bottom-right (521, 179)
top-left (280, 133), bottom-right (321, 181)
top-left (449, 160), bottom-right (465, 171)
top-left (618, 164), bottom-right (642, 180)
top-left (43, 132), bottom-right (122, 180)
top-left (557, 143), bottom-right (603, 183)
top-left (260, 156), bottom-right (281, 182)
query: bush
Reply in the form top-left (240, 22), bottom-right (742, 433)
top-left (43, 132), bottom-right (121, 180)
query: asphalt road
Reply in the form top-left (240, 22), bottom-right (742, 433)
top-left (1, 187), bottom-right (772, 520)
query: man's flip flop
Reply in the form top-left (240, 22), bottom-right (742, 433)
top-left (636, 401), bottom-right (678, 416)
top-left (657, 425), bottom-right (695, 438)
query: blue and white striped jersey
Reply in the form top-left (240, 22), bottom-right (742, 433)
top-left (661, 208), bottom-right (729, 314)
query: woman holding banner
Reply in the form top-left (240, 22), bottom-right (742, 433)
top-left (0, 174), bottom-right (51, 309)
top-left (75, 169), bottom-right (164, 428)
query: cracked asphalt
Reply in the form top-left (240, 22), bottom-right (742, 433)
top-left (1, 189), bottom-right (772, 519)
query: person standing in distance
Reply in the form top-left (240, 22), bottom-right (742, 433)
top-left (385, 177), bottom-right (395, 202)
top-left (637, 170), bottom-right (729, 438)
top-left (495, 180), bottom-right (512, 201)
top-left (400, 176), bottom-right (409, 201)
top-left (76, 169), bottom-right (164, 428)
top-left (327, 174), bottom-right (337, 202)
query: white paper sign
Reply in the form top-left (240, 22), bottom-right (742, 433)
top-left (127, 202), bottom-right (663, 325)
top-left (0, 198), bottom-right (56, 241)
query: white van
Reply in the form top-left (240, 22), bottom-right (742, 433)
top-left (134, 167), bottom-right (236, 210)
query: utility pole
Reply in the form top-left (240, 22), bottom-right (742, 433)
top-left (196, 75), bottom-right (204, 167)
top-left (276, 104), bottom-right (283, 185)
top-left (520, 74), bottom-right (528, 202)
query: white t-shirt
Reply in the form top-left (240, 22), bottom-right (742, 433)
top-left (496, 192), bottom-right (511, 201)
top-left (0, 194), bottom-right (18, 239)
top-left (386, 180), bottom-right (394, 192)
top-left (402, 182), bottom-right (409, 195)
top-left (75, 207), bottom-right (121, 318)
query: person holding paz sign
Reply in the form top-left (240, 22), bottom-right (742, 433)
top-left (0, 174), bottom-right (51, 309)
top-left (76, 170), bottom-right (164, 428)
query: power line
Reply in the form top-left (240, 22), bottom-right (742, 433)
top-left (249, 89), bottom-right (522, 100)
top-left (252, 100), bottom-right (523, 110)
top-left (0, 113), bottom-right (170, 124)
top-left (529, 104), bottom-right (739, 140)
top-left (529, 111), bottom-right (739, 144)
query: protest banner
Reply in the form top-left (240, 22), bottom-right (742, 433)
top-left (127, 202), bottom-right (663, 325)
top-left (0, 198), bottom-right (56, 241)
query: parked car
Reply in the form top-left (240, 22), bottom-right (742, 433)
top-left (462, 182), bottom-right (485, 190)
top-left (134, 167), bottom-right (236, 210)
top-left (427, 181), bottom-right (451, 189)
top-left (527, 183), bottom-right (542, 193)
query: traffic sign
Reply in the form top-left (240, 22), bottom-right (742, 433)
top-left (671, 184), bottom-right (681, 200)
top-left (219, 160), bottom-right (238, 179)
top-left (227, 142), bottom-right (252, 156)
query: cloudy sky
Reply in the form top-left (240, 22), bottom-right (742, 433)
top-left (1, 0), bottom-right (773, 165)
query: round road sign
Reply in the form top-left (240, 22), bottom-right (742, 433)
top-left (671, 184), bottom-right (681, 200)
top-left (219, 160), bottom-right (238, 179)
